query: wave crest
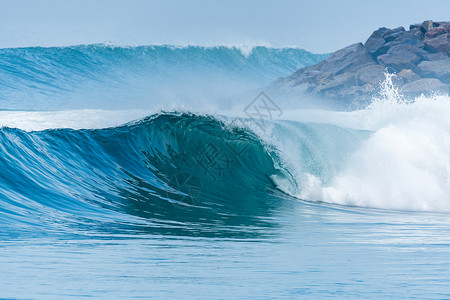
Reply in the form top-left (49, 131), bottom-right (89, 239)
top-left (0, 112), bottom-right (293, 237)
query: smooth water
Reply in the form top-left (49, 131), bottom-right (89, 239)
top-left (1, 45), bottom-right (450, 299)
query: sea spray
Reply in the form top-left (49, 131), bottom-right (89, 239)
top-left (289, 73), bottom-right (450, 211)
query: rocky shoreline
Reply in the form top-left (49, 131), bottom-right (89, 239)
top-left (274, 20), bottom-right (450, 104)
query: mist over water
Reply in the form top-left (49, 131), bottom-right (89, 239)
top-left (0, 44), bottom-right (326, 110)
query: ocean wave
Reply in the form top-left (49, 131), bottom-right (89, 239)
top-left (2, 44), bottom-right (450, 241)
top-left (2, 91), bottom-right (450, 239)
top-left (0, 44), bottom-right (326, 110)
top-left (0, 112), bottom-right (294, 237)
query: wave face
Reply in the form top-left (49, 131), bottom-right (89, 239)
top-left (0, 113), bottom-right (294, 238)
top-left (0, 44), bottom-right (326, 110)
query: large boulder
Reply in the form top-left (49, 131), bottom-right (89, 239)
top-left (296, 43), bottom-right (375, 77)
top-left (365, 26), bottom-right (408, 57)
top-left (415, 58), bottom-right (450, 83)
top-left (420, 20), bottom-right (434, 33)
top-left (396, 69), bottom-right (421, 84)
top-left (401, 78), bottom-right (448, 94)
top-left (355, 64), bottom-right (386, 85)
top-left (424, 26), bottom-right (448, 39)
top-left (288, 43), bottom-right (376, 94)
top-left (421, 52), bottom-right (448, 61)
top-left (424, 33), bottom-right (450, 54)
top-left (377, 51), bottom-right (421, 72)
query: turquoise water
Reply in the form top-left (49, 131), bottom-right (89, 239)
top-left (1, 45), bottom-right (450, 299)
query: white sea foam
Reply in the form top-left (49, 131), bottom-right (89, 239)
top-left (285, 74), bottom-right (450, 212)
top-left (0, 109), bottom-right (152, 131)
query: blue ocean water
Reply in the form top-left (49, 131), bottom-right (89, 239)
top-left (0, 44), bottom-right (326, 110)
top-left (1, 45), bottom-right (450, 299)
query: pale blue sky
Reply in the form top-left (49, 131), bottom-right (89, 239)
top-left (1, 0), bottom-right (449, 53)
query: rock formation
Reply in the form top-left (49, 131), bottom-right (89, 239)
top-left (275, 20), bottom-right (450, 103)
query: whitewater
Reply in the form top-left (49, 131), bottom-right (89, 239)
top-left (1, 44), bottom-right (450, 299)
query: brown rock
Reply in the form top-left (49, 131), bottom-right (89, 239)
top-left (424, 33), bottom-right (450, 54)
top-left (396, 69), bottom-right (421, 83)
top-left (420, 20), bottom-right (434, 33)
top-left (425, 26), bottom-right (447, 39)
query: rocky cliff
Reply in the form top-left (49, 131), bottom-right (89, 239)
top-left (275, 20), bottom-right (450, 103)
